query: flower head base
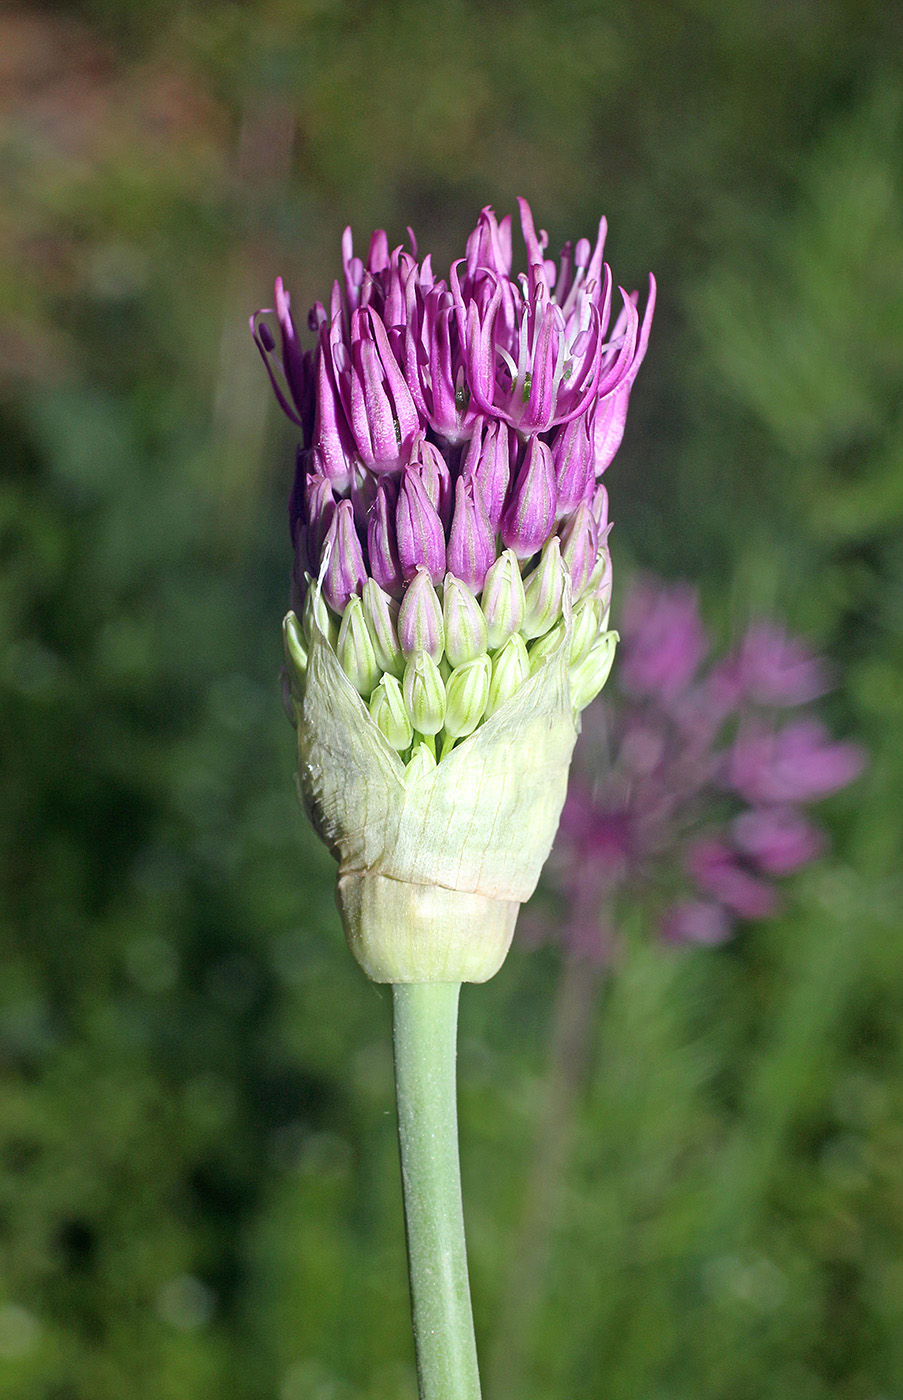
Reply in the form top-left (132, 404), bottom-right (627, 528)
top-left (535, 577), bottom-right (865, 965)
top-left (256, 201), bottom-right (654, 981)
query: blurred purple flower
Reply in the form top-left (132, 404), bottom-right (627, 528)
top-left (618, 578), bottom-right (708, 703)
top-left (728, 718), bottom-right (865, 805)
top-left (537, 576), bottom-right (865, 961)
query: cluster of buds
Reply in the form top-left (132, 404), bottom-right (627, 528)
top-left (534, 577), bottom-right (865, 962)
top-left (254, 201), bottom-right (654, 982)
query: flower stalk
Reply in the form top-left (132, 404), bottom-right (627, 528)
top-left (393, 982), bottom-right (481, 1400)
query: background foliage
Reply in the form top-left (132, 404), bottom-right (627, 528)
top-left (1, 2), bottom-right (901, 1397)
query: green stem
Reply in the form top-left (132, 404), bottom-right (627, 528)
top-left (392, 982), bottom-right (482, 1400)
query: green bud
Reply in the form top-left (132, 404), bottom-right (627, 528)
top-left (444, 654), bottom-right (491, 739)
top-left (405, 739), bottom-right (437, 782)
top-left (486, 632), bottom-right (530, 718)
top-left (480, 548), bottom-right (526, 649)
top-left (283, 610), bottom-right (309, 686)
top-left (586, 547), bottom-right (613, 621)
top-left (528, 620), bottom-right (566, 675)
top-left (570, 629), bottom-right (618, 711)
top-left (337, 596), bottom-right (381, 697)
top-left (569, 596), bottom-right (604, 667)
top-left (522, 536), bottom-right (567, 640)
top-left (361, 578), bottom-right (403, 678)
top-left (443, 575), bottom-right (489, 668)
top-left (369, 674), bottom-right (414, 751)
top-left (398, 570), bottom-right (444, 662)
top-left (402, 651), bottom-right (447, 735)
top-left (302, 583), bottom-right (337, 648)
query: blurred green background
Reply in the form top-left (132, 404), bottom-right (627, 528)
top-left (1, 2), bottom-right (901, 1397)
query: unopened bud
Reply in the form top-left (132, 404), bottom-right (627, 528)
top-left (522, 536), bottom-right (567, 640)
top-left (528, 620), bottom-right (566, 675)
top-left (444, 655), bottom-right (491, 739)
top-left (362, 578), bottom-right (403, 678)
top-left (368, 481), bottom-right (403, 597)
top-left (302, 582), bottom-right (337, 648)
top-left (569, 596), bottom-right (604, 667)
top-left (570, 629), bottom-right (618, 711)
top-left (447, 475), bottom-right (495, 592)
top-left (397, 468), bottom-right (446, 583)
top-left (405, 739), bottom-right (437, 782)
top-left (398, 568), bottom-right (445, 662)
top-left (337, 596), bottom-right (381, 697)
top-left (322, 498), bottom-right (368, 613)
top-left (369, 674), bottom-right (414, 751)
top-left (559, 502), bottom-right (598, 599)
top-left (283, 609), bottom-right (309, 684)
top-left (403, 651), bottom-right (447, 735)
top-left (443, 575), bottom-right (489, 667)
top-left (486, 633), bottom-right (530, 717)
top-left (500, 438), bottom-right (557, 559)
top-left (481, 548), bottom-right (526, 649)
top-left (586, 542), bottom-right (612, 619)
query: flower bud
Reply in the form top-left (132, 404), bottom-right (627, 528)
top-left (446, 475), bottom-right (495, 592)
top-left (522, 536), bottom-right (567, 639)
top-left (569, 595), bottom-right (604, 667)
top-left (368, 481), bottom-right (403, 597)
top-left (443, 575), bottom-right (489, 667)
top-left (552, 413), bottom-right (595, 516)
top-left (304, 473), bottom-right (337, 568)
top-left (369, 674), bottom-right (414, 751)
top-left (559, 502), bottom-right (598, 599)
top-left (486, 633), bottom-right (530, 717)
top-left (322, 498), bottom-right (368, 613)
top-left (528, 620), bottom-right (566, 675)
top-left (362, 578), bottom-right (404, 678)
top-left (283, 609), bottom-right (309, 687)
top-left (337, 596), bottom-right (381, 697)
top-left (444, 655), bottom-right (491, 739)
top-left (591, 483), bottom-right (610, 531)
top-left (480, 548), bottom-right (526, 649)
top-left (405, 739), bottom-right (437, 781)
top-left (463, 417), bottom-right (511, 530)
top-left (397, 467), bottom-right (446, 584)
top-left (586, 541), bottom-right (613, 617)
top-left (350, 460), bottom-right (378, 533)
top-left (500, 437), bottom-right (557, 559)
top-left (302, 581), bottom-right (337, 648)
top-left (398, 568), bottom-right (445, 662)
top-left (415, 438), bottom-right (453, 529)
top-left (570, 629), bottom-right (618, 711)
top-left (403, 651), bottom-right (447, 735)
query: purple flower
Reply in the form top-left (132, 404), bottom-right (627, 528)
top-left (256, 199), bottom-right (653, 755)
top-left (618, 578), bottom-right (709, 702)
top-left (454, 200), bottom-right (654, 437)
top-left (687, 838), bottom-right (778, 920)
top-left (728, 719), bottom-right (865, 805)
top-left (536, 576), bottom-right (865, 963)
top-left (712, 621), bottom-right (831, 710)
top-left (732, 806), bottom-right (824, 875)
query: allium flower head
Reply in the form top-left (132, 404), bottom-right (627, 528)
top-left (254, 202), bottom-right (654, 981)
top-left (534, 576), bottom-right (865, 963)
